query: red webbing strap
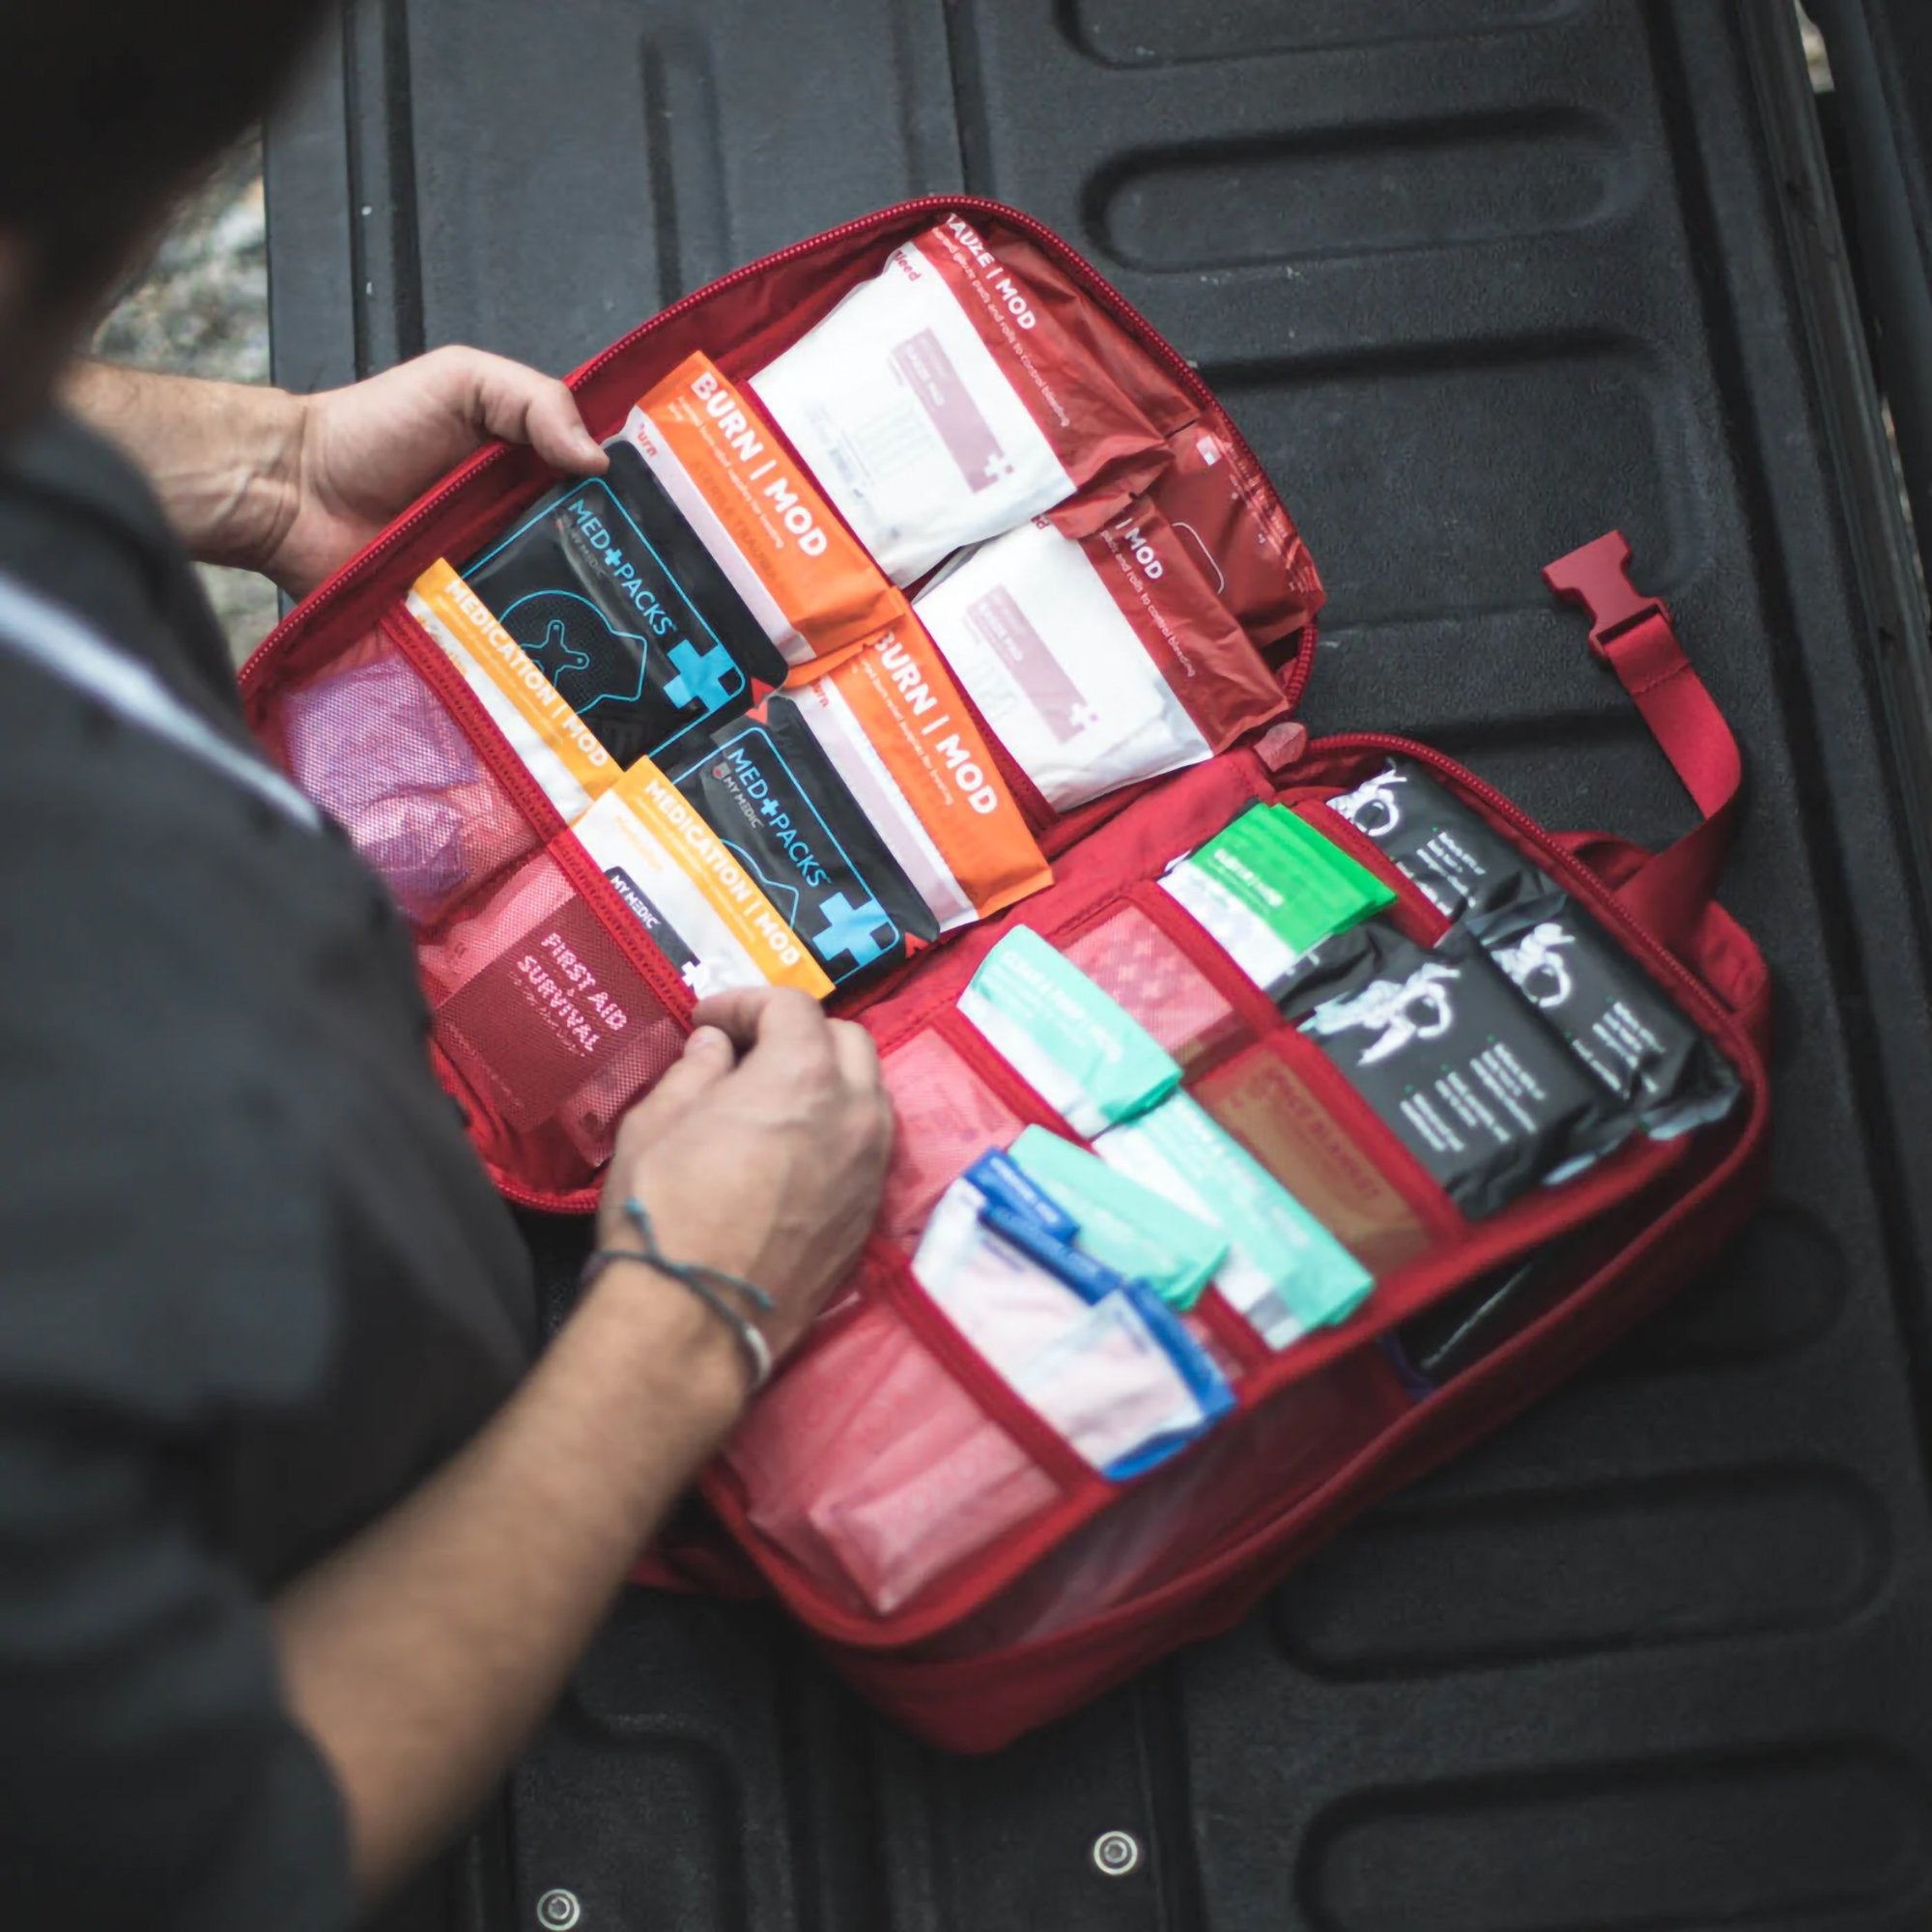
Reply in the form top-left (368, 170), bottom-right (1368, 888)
top-left (1543, 532), bottom-right (1742, 953)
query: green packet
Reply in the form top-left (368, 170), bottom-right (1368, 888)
top-left (1009, 1125), bottom-right (1229, 1311)
top-left (1094, 1092), bottom-right (1373, 1350)
top-left (1189, 805), bottom-right (1395, 952)
top-left (958, 925), bottom-right (1181, 1135)
top-left (1162, 804), bottom-right (1394, 1002)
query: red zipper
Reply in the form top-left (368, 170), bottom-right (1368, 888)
top-left (239, 196), bottom-right (1314, 714)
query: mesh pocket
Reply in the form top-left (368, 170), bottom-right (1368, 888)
top-left (1192, 1037), bottom-right (1444, 1276)
top-left (724, 1297), bottom-right (1062, 1617)
top-left (418, 848), bottom-right (686, 1171)
top-left (1061, 903), bottom-right (1247, 1068)
top-left (878, 1031), bottom-right (1024, 1250)
top-left (929, 1346), bottom-right (1414, 1655)
top-left (274, 623), bottom-right (538, 924)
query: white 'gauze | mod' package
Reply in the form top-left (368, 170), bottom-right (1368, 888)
top-left (916, 503), bottom-right (1287, 811)
top-left (750, 214), bottom-right (1182, 584)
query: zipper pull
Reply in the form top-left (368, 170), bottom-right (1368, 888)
top-left (1254, 719), bottom-right (1308, 777)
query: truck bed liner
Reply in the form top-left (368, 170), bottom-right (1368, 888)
top-left (266, 5), bottom-right (1932, 1925)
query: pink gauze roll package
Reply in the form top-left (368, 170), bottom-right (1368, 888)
top-left (721, 1300), bottom-right (1062, 1617)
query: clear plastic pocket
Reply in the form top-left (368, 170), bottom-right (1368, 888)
top-left (926, 1344), bottom-right (1414, 1656)
top-left (1190, 1035), bottom-right (1460, 1278)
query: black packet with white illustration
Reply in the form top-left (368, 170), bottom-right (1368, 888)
top-left (461, 439), bottom-right (788, 769)
top-left (1486, 898), bottom-right (1739, 1138)
top-left (669, 697), bottom-right (938, 987)
top-left (1321, 757), bottom-right (1563, 935)
top-left (1297, 924), bottom-right (1629, 1218)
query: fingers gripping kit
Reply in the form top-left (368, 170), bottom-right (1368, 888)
top-left (241, 201), bottom-right (1771, 1752)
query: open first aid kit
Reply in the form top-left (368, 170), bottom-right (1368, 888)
top-left (241, 199), bottom-right (1772, 1753)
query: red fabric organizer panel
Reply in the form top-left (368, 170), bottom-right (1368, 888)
top-left (238, 198), bottom-right (1314, 815)
top-left (699, 750), bottom-right (1727, 1645)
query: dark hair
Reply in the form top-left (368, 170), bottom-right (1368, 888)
top-left (0, 2), bottom-right (331, 293)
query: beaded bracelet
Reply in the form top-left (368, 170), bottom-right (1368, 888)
top-left (578, 1196), bottom-right (775, 1392)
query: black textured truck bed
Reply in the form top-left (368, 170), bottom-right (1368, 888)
top-left (267, 5), bottom-right (1932, 1926)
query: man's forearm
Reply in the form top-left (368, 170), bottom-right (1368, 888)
top-left (271, 1260), bottom-right (747, 1904)
top-left (62, 361), bottom-right (302, 572)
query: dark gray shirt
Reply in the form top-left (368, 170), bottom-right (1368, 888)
top-left (0, 414), bottom-right (539, 1927)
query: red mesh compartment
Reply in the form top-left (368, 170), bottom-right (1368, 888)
top-left (1192, 1037), bottom-right (1450, 1276)
top-left (417, 847), bottom-right (686, 1179)
top-left (723, 1297), bottom-right (1063, 1617)
top-left (272, 624), bottom-right (539, 925)
top-left (877, 1031), bottom-right (1025, 1250)
top-left (928, 1345), bottom-right (1413, 1655)
top-left (1061, 902), bottom-right (1248, 1069)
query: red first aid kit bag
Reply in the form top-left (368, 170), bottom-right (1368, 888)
top-left (241, 199), bottom-right (1770, 1753)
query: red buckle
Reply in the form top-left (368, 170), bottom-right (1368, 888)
top-left (1542, 530), bottom-right (1668, 658)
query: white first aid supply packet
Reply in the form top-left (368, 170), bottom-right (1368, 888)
top-left (753, 240), bottom-right (1075, 583)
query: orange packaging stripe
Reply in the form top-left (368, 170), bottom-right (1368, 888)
top-left (607, 756), bottom-right (834, 999)
top-left (822, 620), bottom-right (1050, 919)
top-left (409, 557), bottom-right (617, 811)
top-left (638, 353), bottom-right (909, 663)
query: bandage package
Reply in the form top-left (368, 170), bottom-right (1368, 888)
top-left (407, 439), bottom-right (793, 827)
top-left (915, 504), bottom-right (1287, 811)
top-left (1487, 899), bottom-right (1740, 1138)
top-left (1321, 758), bottom-right (1563, 936)
top-left (457, 440), bottom-right (788, 771)
top-left (751, 215), bottom-right (1179, 583)
top-left (570, 756), bottom-right (832, 999)
top-left (957, 926), bottom-right (1181, 1135)
top-left (912, 1175), bottom-right (1234, 1478)
top-left (1192, 1044), bottom-right (1443, 1277)
top-left (781, 623), bottom-right (1051, 928)
top-left (1008, 1126), bottom-right (1228, 1311)
top-left (1161, 805), bottom-right (1396, 998)
top-left (1095, 1093), bottom-right (1374, 1350)
top-left (621, 353), bottom-right (910, 668)
top-left (1298, 924), bottom-right (1622, 1215)
top-left (669, 706), bottom-right (936, 985)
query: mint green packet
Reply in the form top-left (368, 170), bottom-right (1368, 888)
top-left (1009, 1125), bottom-right (1229, 1311)
top-left (1094, 1093), bottom-right (1373, 1349)
top-left (958, 925), bottom-right (1180, 1135)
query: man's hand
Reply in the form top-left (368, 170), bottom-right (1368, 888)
top-left (598, 987), bottom-right (893, 1363)
top-left (262, 348), bottom-right (608, 595)
top-left (66, 348), bottom-right (608, 599)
